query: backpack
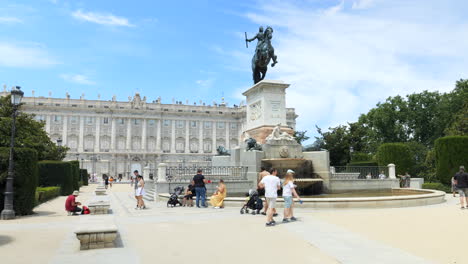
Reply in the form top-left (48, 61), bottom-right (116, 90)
top-left (82, 206), bottom-right (90, 214)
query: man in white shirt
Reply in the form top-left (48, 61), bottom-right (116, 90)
top-left (259, 168), bottom-right (281, 226)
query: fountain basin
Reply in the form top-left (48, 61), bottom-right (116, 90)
top-left (158, 188), bottom-right (445, 208)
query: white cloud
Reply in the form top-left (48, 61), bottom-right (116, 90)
top-left (196, 79), bottom-right (214, 87)
top-left (0, 42), bottom-right (58, 68)
top-left (0, 17), bottom-right (23, 24)
top-left (60, 74), bottom-right (95, 85)
top-left (72, 10), bottom-right (133, 27)
top-left (240, 0), bottom-right (468, 138)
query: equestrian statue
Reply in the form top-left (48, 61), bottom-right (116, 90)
top-left (245, 26), bottom-right (278, 84)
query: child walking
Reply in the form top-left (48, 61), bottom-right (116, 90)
top-left (282, 169), bottom-right (301, 223)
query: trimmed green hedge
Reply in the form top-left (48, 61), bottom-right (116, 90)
top-left (350, 152), bottom-right (373, 162)
top-left (347, 161), bottom-right (379, 166)
top-left (69, 160), bottom-right (80, 191)
top-left (38, 161), bottom-right (73, 195)
top-left (0, 147), bottom-right (38, 215)
top-left (435, 136), bottom-right (468, 185)
top-left (377, 143), bottom-right (413, 175)
top-left (80, 169), bottom-right (89, 186)
top-left (36, 186), bottom-right (61, 205)
top-left (422, 182), bottom-right (451, 193)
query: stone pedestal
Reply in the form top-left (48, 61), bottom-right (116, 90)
top-left (241, 150), bottom-right (265, 187)
top-left (95, 186), bottom-right (106, 196)
top-left (75, 227), bottom-right (118, 250)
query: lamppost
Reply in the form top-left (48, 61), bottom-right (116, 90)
top-left (1, 86), bottom-right (24, 220)
top-left (56, 138), bottom-right (63, 147)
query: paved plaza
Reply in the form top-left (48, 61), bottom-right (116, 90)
top-left (0, 184), bottom-right (465, 264)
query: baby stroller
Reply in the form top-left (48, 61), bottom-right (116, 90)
top-left (167, 186), bottom-right (184, 207)
top-left (240, 189), bottom-right (263, 215)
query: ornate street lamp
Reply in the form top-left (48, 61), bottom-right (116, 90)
top-left (56, 138), bottom-right (63, 147)
top-left (1, 86), bottom-right (24, 220)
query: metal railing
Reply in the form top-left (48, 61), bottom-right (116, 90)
top-left (331, 166), bottom-right (389, 180)
top-left (166, 166), bottom-right (248, 182)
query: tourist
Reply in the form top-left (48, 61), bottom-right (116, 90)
top-left (398, 172), bottom-right (411, 188)
top-left (454, 166), bottom-right (468, 209)
top-left (451, 176), bottom-right (458, 197)
top-left (193, 169), bottom-right (208, 208)
top-left (379, 171), bottom-right (386, 179)
top-left (104, 175), bottom-right (109, 189)
top-left (258, 166), bottom-right (269, 182)
top-left (182, 182), bottom-right (195, 207)
top-left (282, 170), bottom-right (301, 223)
top-left (135, 175), bottom-right (146, 209)
top-left (258, 168), bottom-right (281, 226)
top-left (65, 190), bottom-right (82, 215)
top-left (109, 176), bottom-right (114, 188)
top-left (366, 173), bottom-right (372, 179)
top-left (210, 179), bottom-right (227, 209)
top-left (133, 170), bottom-right (141, 208)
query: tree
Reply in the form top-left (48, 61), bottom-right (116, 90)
top-left (0, 95), bottom-right (68, 161)
top-left (293, 130), bottom-right (310, 145)
top-left (316, 125), bottom-right (351, 166)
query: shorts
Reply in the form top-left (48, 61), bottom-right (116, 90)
top-left (458, 188), bottom-right (468, 197)
top-left (266, 197), bottom-right (277, 209)
top-left (284, 196), bottom-right (293, 208)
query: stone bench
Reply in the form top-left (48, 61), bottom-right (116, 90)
top-left (95, 186), bottom-right (106, 196)
top-left (74, 216), bottom-right (118, 250)
top-left (88, 197), bottom-right (111, 215)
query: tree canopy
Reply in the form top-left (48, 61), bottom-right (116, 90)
top-left (0, 95), bottom-right (67, 161)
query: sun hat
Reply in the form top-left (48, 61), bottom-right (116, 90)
top-left (72, 190), bottom-right (79, 196)
top-left (286, 169), bottom-right (295, 174)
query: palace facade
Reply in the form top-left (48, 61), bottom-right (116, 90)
top-left (1, 89), bottom-right (297, 179)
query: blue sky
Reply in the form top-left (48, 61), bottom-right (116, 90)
top-left (1, 0), bottom-right (468, 142)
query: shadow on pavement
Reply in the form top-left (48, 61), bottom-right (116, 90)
top-left (0, 235), bottom-right (14, 247)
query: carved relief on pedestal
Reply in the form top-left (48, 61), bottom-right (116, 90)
top-left (249, 100), bottom-right (262, 121)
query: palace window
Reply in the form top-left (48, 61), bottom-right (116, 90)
top-left (54, 115), bottom-right (62, 123)
top-left (204, 121), bottom-right (211, 129)
top-left (217, 122), bottom-right (225, 129)
top-left (103, 117), bottom-right (109, 124)
top-left (70, 116), bottom-right (78, 124)
top-left (134, 119), bottom-right (140, 125)
top-left (190, 121), bottom-right (197, 128)
top-left (118, 118), bottom-right (125, 125)
top-left (149, 120), bottom-right (156, 126)
top-left (163, 120), bottom-right (171, 127)
top-left (230, 123), bottom-right (237, 129)
top-left (86, 117), bottom-right (94, 124)
top-left (177, 120), bottom-right (185, 129)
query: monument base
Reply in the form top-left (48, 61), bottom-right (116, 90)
top-left (243, 125), bottom-right (294, 144)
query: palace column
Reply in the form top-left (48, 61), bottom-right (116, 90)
top-left (62, 115), bottom-right (68, 145)
top-left (212, 121), bottom-right (217, 154)
top-left (142, 119), bottom-right (147, 151)
top-left (185, 121), bottom-right (189, 153)
top-left (225, 122), bottom-right (230, 149)
top-left (45, 115), bottom-right (51, 134)
top-left (156, 119), bottom-right (161, 150)
top-left (110, 117), bottom-right (116, 150)
top-left (170, 120), bottom-right (176, 153)
top-left (78, 116), bottom-right (84, 152)
top-left (126, 118), bottom-right (132, 150)
top-left (198, 121), bottom-right (203, 153)
top-left (94, 116), bottom-right (101, 152)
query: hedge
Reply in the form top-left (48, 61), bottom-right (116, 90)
top-left (435, 136), bottom-right (468, 185)
top-left (347, 161), bottom-right (379, 167)
top-left (376, 143), bottom-right (413, 175)
top-left (422, 182), bottom-right (451, 193)
top-left (80, 169), bottom-right (88, 186)
top-left (38, 161), bottom-right (74, 195)
top-left (36, 186), bottom-right (61, 205)
top-left (69, 160), bottom-right (80, 191)
top-left (350, 152), bottom-right (373, 162)
top-left (0, 147), bottom-right (38, 215)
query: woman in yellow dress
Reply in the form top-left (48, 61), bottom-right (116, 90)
top-left (210, 179), bottom-right (227, 208)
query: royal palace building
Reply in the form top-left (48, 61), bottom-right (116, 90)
top-left (1, 88), bottom-right (297, 179)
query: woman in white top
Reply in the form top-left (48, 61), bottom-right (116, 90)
top-left (135, 175), bottom-right (146, 209)
top-left (282, 170), bottom-right (301, 223)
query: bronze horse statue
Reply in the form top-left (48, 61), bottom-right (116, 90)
top-left (247, 26), bottom-right (278, 84)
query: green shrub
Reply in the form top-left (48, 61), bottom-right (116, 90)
top-left (69, 160), bottom-right (80, 191)
top-left (435, 136), bottom-right (468, 185)
top-left (422, 182), bottom-right (451, 193)
top-left (38, 161), bottom-right (73, 195)
top-left (80, 169), bottom-right (88, 186)
top-left (347, 161), bottom-right (379, 166)
top-left (35, 186), bottom-right (61, 205)
top-left (0, 147), bottom-right (38, 215)
top-left (376, 143), bottom-right (413, 175)
top-left (350, 152), bottom-right (373, 162)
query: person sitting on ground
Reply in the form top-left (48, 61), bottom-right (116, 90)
top-left (182, 182), bottom-right (195, 207)
top-left (454, 166), bottom-right (468, 209)
top-left (282, 169), bottom-right (301, 223)
top-left (65, 190), bottom-right (82, 215)
top-left (210, 179), bottom-right (227, 209)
